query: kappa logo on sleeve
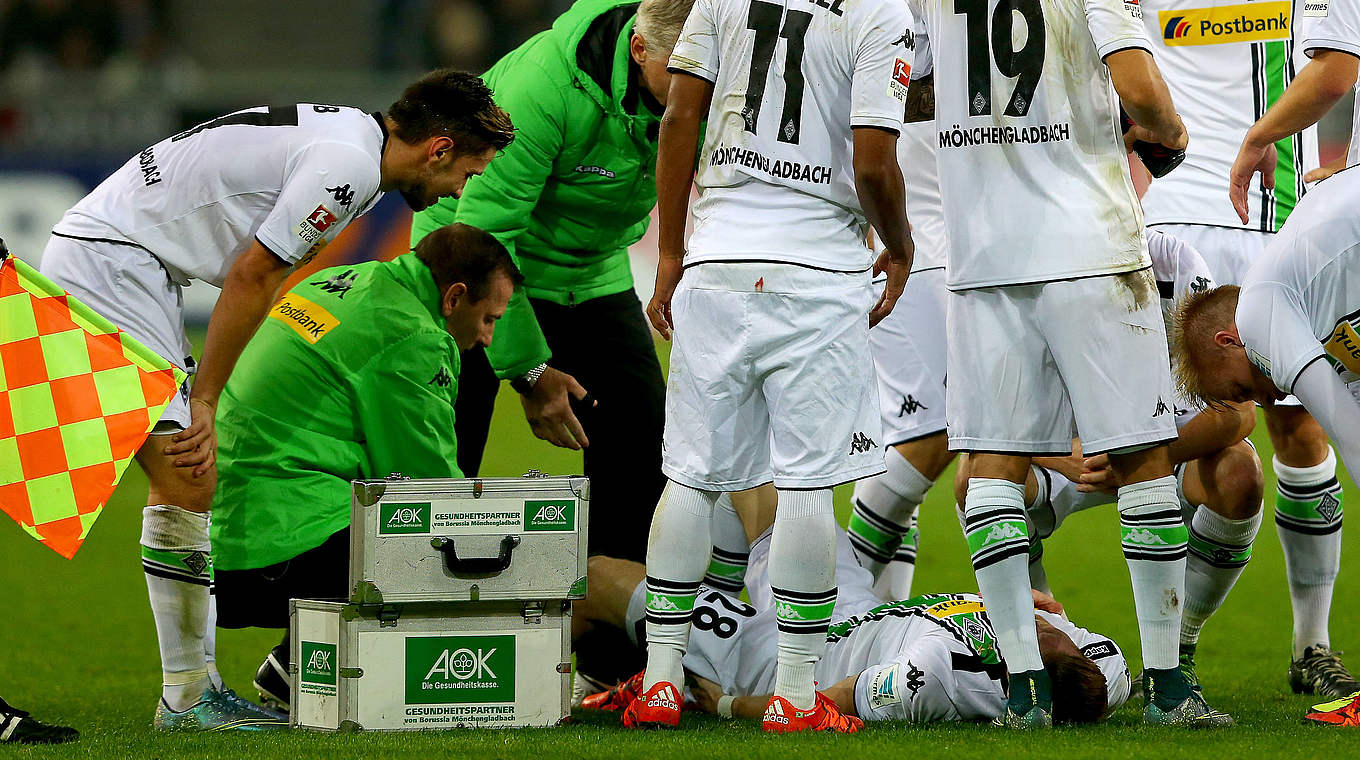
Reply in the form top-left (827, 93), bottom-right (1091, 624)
top-left (269, 293), bottom-right (341, 344)
top-left (298, 204), bottom-right (338, 243)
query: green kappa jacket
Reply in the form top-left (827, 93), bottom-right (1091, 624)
top-left (411, 0), bottom-right (661, 380)
top-left (210, 255), bottom-right (462, 570)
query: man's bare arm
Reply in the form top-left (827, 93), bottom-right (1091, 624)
top-left (1165, 402), bottom-right (1256, 465)
top-left (852, 127), bottom-right (913, 326)
top-left (1105, 48), bottom-right (1186, 149)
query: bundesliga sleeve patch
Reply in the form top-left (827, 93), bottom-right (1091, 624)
top-left (889, 59), bottom-right (911, 103)
top-left (1124, 0), bottom-right (1143, 20)
top-left (298, 204), bottom-right (338, 243)
top-left (869, 664), bottom-right (903, 709)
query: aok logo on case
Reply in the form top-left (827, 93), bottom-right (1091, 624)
top-left (405, 635), bottom-right (516, 704)
top-left (379, 502), bottom-right (431, 535)
top-left (300, 641), bottom-right (338, 695)
top-left (1160, 2), bottom-right (1290, 45)
top-left (523, 499), bottom-right (575, 532)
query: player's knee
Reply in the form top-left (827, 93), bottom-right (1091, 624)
top-left (1208, 443), bottom-right (1263, 520)
top-left (147, 464), bottom-right (217, 512)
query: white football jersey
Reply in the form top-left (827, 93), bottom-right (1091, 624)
top-left (1140, 0), bottom-right (1320, 232)
top-left (53, 105), bottom-right (386, 287)
top-left (1299, 0), bottom-right (1360, 167)
top-left (900, 115), bottom-right (949, 273)
top-left (910, 0), bottom-right (1152, 289)
top-left (1148, 228), bottom-right (1217, 420)
top-left (1239, 166), bottom-right (1360, 394)
top-left (668, 0), bottom-right (913, 271)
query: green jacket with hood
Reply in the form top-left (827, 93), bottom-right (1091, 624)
top-left (410, 0), bottom-right (661, 379)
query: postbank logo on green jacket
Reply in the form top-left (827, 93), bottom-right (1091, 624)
top-left (1160, 1), bottom-right (1290, 45)
top-left (268, 293), bottom-right (340, 344)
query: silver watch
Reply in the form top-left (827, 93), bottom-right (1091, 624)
top-left (511, 362), bottom-right (549, 394)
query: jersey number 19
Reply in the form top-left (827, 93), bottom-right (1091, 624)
top-left (955, 0), bottom-right (1046, 117)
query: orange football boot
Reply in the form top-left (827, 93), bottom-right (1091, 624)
top-left (762, 692), bottom-right (863, 734)
top-left (621, 681), bottom-right (682, 729)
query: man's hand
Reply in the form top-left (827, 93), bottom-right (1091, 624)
top-left (1076, 452), bottom-right (1119, 494)
top-left (520, 367), bottom-right (592, 450)
top-left (163, 398), bottom-right (217, 477)
top-left (868, 246), bottom-right (912, 327)
top-left (688, 675), bottom-right (724, 714)
top-left (1229, 135), bottom-right (1277, 224)
top-left (1305, 154), bottom-right (1348, 183)
top-left (647, 255), bottom-right (684, 340)
top-left (1032, 588), bottom-right (1064, 616)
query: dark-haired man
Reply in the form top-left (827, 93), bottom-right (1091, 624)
top-left (38, 71), bottom-right (514, 731)
top-left (575, 527), bottom-right (1129, 725)
top-left (208, 223), bottom-right (521, 713)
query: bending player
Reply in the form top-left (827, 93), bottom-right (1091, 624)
top-left (1174, 165), bottom-right (1360, 725)
top-left (958, 228), bottom-right (1263, 711)
top-left (629, 0), bottom-right (913, 734)
top-left (577, 526), bottom-right (1131, 725)
top-left (38, 71), bottom-right (513, 731)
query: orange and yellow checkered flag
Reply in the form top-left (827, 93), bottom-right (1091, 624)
top-left (0, 249), bottom-right (185, 559)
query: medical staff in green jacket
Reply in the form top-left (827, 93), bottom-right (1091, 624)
top-left (205, 224), bottom-right (520, 706)
top-left (411, 0), bottom-right (694, 565)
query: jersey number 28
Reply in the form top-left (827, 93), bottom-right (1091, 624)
top-left (954, 0), bottom-right (1046, 117)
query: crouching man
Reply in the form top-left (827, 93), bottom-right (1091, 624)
top-left (207, 223), bottom-right (521, 710)
top-left (1174, 166), bottom-right (1360, 725)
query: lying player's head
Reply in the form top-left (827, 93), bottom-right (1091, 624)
top-left (387, 69), bottom-right (515, 210)
top-left (630, 0), bottom-right (697, 106)
top-left (1173, 285), bottom-right (1285, 408)
top-left (415, 223), bottom-right (524, 350)
top-left (1037, 617), bottom-right (1108, 724)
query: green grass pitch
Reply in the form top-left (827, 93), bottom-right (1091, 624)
top-left (3, 341), bottom-right (1359, 758)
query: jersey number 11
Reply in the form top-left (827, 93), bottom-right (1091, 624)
top-left (742, 1), bottom-right (813, 145)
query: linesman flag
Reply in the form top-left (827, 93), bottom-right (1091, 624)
top-left (0, 242), bottom-right (185, 558)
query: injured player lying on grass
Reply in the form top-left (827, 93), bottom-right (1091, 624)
top-left (573, 526), bottom-right (1130, 725)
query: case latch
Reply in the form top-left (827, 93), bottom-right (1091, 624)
top-left (522, 601), bottom-right (545, 625)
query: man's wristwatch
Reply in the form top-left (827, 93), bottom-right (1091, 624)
top-left (510, 363), bottom-right (549, 395)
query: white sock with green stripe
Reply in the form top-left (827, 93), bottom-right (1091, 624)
top-left (770, 488), bottom-right (837, 710)
top-left (141, 504), bottom-right (213, 712)
top-left (848, 448), bottom-right (932, 580)
top-left (642, 482), bottom-right (719, 692)
top-left (704, 494), bottom-right (749, 595)
top-left (1274, 450), bottom-right (1343, 657)
top-left (963, 478), bottom-right (1043, 674)
top-left (1118, 476), bottom-right (1187, 671)
top-left (1182, 506), bottom-right (1261, 646)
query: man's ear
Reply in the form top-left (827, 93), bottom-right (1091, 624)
top-left (630, 32), bottom-right (648, 66)
top-left (428, 135), bottom-right (456, 163)
top-left (1211, 328), bottom-right (1241, 349)
top-left (442, 281), bottom-right (468, 315)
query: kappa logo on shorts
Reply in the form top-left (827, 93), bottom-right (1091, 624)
top-left (1153, 397), bottom-right (1171, 416)
top-left (849, 432), bottom-right (878, 456)
top-left (898, 394), bottom-right (928, 417)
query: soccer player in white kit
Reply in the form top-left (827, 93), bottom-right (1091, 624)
top-left (1146, 0), bottom-right (1355, 697)
top-left (580, 528), bottom-right (1131, 725)
top-left (848, 22), bottom-right (959, 602)
top-left (909, 0), bottom-right (1227, 726)
top-left (38, 71), bottom-right (513, 731)
top-left (624, 0), bottom-right (915, 734)
top-left (1176, 165), bottom-right (1360, 722)
top-left (963, 230), bottom-right (1262, 711)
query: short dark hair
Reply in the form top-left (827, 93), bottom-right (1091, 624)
top-left (1045, 649), bottom-right (1108, 725)
top-left (414, 223), bottom-right (523, 302)
top-left (388, 69), bottom-right (515, 155)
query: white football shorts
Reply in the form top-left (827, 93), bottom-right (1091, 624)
top-left (945, 270), bottom-right (1178, 455)
top-left (870, 267), bottom-right (948, 445)
top-left (662, 261), bottom-right (886, 491)
top-left (40, 234), bottom-right (193, 431)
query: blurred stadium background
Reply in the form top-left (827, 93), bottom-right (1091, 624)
top-left (2, 0), bottom-right (1351, 324)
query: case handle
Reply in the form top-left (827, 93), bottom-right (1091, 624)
top-left (430, 535), bottom-right (520, 575)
